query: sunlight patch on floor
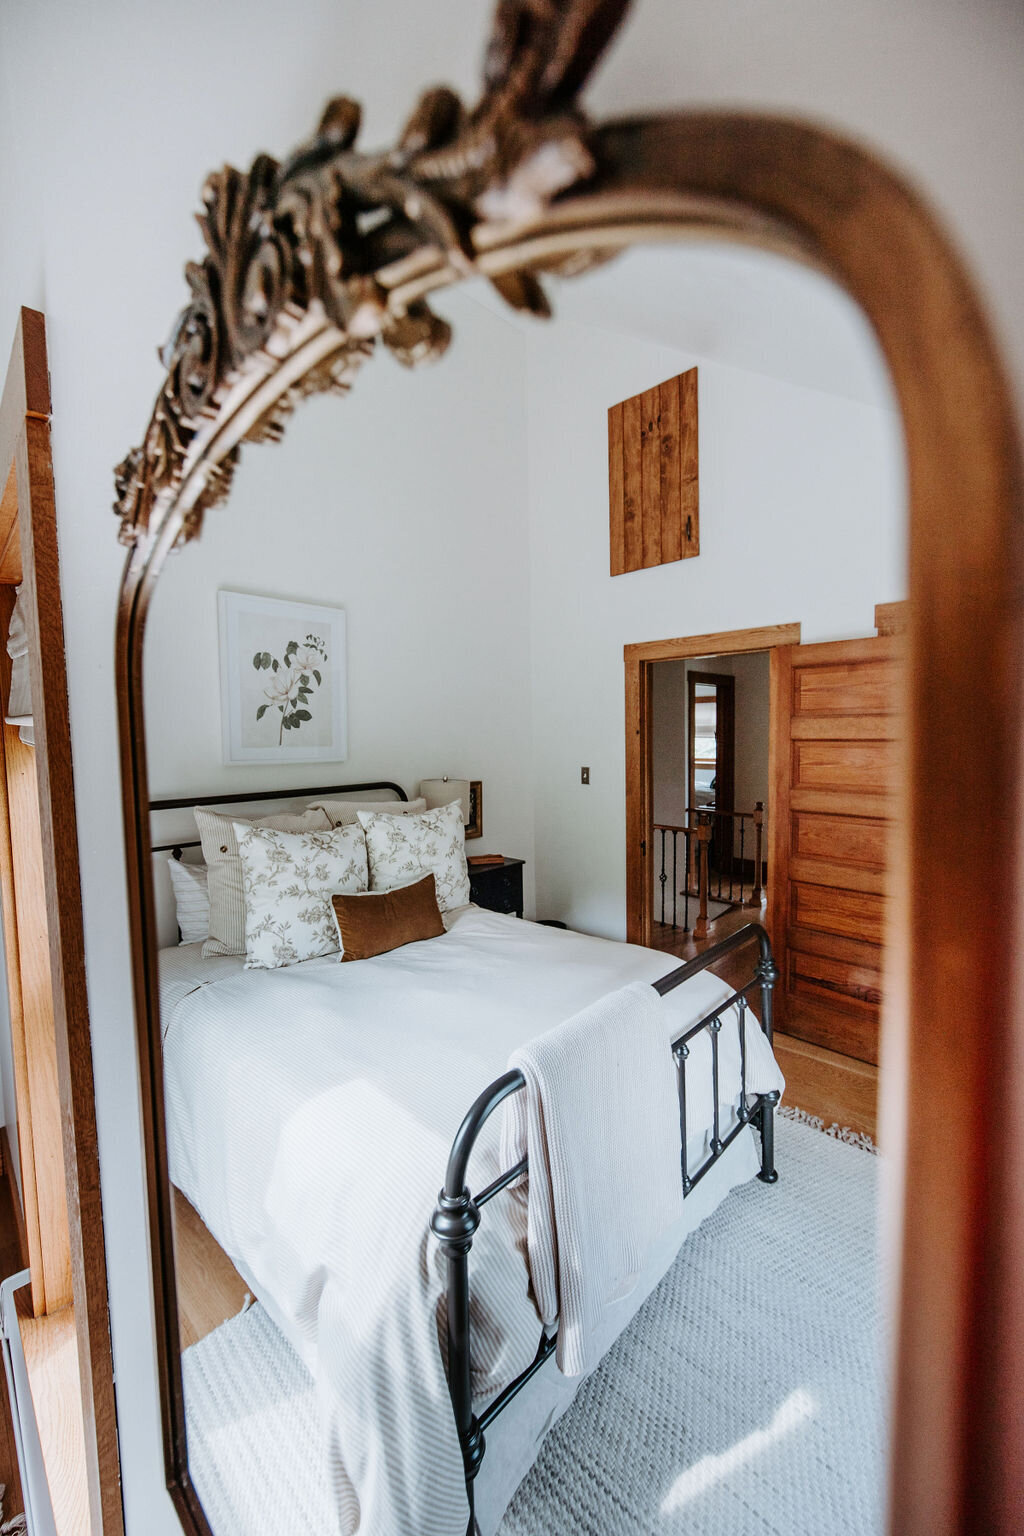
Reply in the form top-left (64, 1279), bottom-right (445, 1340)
top-left (660, 1387), bottom-right (817, 1514)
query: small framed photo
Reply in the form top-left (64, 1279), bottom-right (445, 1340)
top-left (466, 781), bottom-right (483, 840)
top-left (218, 591), bottom-right (347, 765)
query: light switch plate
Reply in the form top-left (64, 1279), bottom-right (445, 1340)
top-left (581, 766), bottom-right (590, 785)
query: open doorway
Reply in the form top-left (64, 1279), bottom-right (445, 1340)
top-left (627, 617), bottom-right (901, 1142)
top-left (650, 655), bottom-right (765, 953)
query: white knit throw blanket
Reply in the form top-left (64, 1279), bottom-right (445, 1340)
top-left (501, 981), bottom-right (684, 1377)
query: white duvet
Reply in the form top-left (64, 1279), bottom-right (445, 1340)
top-left (160, 907), bottom-right (784, 1536)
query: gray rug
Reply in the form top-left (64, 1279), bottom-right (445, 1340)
top-left (183, 1116), bottom-right (884, 1535)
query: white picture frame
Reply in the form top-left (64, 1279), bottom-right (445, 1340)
top-left (218, 590), bottom-right (348, 765)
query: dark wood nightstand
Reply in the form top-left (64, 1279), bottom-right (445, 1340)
top-left (467, 857), bottom-right (524, 917)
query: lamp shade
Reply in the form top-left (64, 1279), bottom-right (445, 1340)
top-left (419, 777), bottom-right (471, 825)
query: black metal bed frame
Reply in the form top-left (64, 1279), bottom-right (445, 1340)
top-left (148, 778), bottom-right (409, 855)
top-left (431, 922), bottom-right (780, 1534)
top-left (148, 782), bottom-right (777, 1528)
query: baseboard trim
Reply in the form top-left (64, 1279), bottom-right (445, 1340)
top-left (773, 1032), bottom-right (879, 1143)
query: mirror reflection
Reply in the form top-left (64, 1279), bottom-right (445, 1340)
top-left (143, 241), bottom-right (904, 1536)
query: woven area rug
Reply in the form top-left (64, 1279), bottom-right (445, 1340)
top-left (183, 1116), bottom-right (884, 1535)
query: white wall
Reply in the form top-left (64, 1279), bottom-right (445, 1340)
top-left (145, 291), bottom-right (536, 925)
top-left (0, 1), bottom-right (1021, 1531)
top-left (651, 661), bottom-right (689, 830)
top-left (526, 314), bottom-right (903, 936)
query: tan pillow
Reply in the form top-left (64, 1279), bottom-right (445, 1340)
top-left (195, 805), bottom-right (332, 956)
top-left (331, 872), bottom-right (445, 962)
top-left (310, 796), bottom-right (426, 827)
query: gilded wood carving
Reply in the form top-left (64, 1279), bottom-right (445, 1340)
top-left (114, 0), bottom-right (633, 551)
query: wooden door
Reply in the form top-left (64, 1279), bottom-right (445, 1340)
top-left (0, 308), bottom-right (122, 1533)
top-left (768, 635), bottom-right (901, 1064)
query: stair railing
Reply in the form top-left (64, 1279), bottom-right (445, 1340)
top-left (653, 801), bottom-right (766, 934)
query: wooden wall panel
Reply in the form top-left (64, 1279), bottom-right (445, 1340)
top-left (792, 738), bottom-right (895, 796)
top-left (607, 403), bottom-right (624, 575)
top-left (657, 374), bottom-right (682, 563)
top-left (639, 383), bottom-right (662, 568)
top-left (792, 881), bottom-right (887, 947)
top-left (609, 366), bottom-right (698, 574)
top-left (793, 655), bottom-right (898, 716)
top-left (874, 599), bottom-right (909, 636)
top-left (793, 810), bottom-right (888, 870)
top-left (789, 948), bottom-right (882, 1015)
top-left (769, 632), bottom-right (900, 1064)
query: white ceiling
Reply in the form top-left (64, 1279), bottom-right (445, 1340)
top-left (464, 241), bottom-right (896, 409)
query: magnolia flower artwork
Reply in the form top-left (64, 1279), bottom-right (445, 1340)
top-left (218, 590), bottom-right (348, 764)
top-left (252, 633), bottom-right (329, 745)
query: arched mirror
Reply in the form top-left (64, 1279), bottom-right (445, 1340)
top-left (114, 5), bottom-right (1023, 1536)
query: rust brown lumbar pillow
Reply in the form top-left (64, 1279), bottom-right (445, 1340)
top-left (331, 872), bottom-right (445, 961)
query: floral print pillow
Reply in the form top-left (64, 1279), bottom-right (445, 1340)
top-left (234, 821), bottom-right (368, 969)
top-left (358, 801), bottom-right (470, 913)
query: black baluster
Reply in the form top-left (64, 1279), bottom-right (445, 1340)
top-left (738, 994), bottom-right (748, 1122)
top-left (682, 822), bottom-right (691, 933)
top-left (728, 812), bottom-right (735, 902)
top-left (659, 827), bottom-right (667, 925)
top-left (671, 829), bottom-right (678, 929)
top-left (710, 1016), bottom-right (723, 1156)
top-left (756, 938), bottom-right (780, 1184)
top-left (739, 816), bottom-right (746, 905)
top-left (677, 1041), bottom-right (691, 1193)
top-left (431, 1188), bottom-right (485, 1513)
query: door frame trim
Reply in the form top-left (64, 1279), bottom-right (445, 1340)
top-left (0, 308), bottom-right (123, 1536)
top-left (625, 621), bottom-right (801, 947)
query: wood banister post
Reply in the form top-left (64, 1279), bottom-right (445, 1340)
top-left (746, 801), bottom-right (765, 907)
top-left (693, 813), bottom-right (712, 940)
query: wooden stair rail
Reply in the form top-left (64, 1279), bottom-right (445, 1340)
top-left (693, 812), bottom-right (713, 941)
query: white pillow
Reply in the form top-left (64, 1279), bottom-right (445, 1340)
top-left (358, 800), bottom-right (470, 913)
top-left (310, 796), bottom-right (426, 827)
top-left (195, 805), bottom-right (332, 957)
top-left (234, 820), bottom-right (368, 969)
top-left (167, 858), bottom-right (209, 944)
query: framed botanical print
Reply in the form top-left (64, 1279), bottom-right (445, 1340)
top-left (218, 590), bottom-right (348, 765)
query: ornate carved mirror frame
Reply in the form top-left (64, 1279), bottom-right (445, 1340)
top-left (113, 4), bottom-right (1023, 1533)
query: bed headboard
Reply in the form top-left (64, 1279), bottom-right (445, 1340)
top-left (150, 779), bottom-right (408, 948)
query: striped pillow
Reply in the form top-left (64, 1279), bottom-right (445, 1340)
top-left (167, 857), bottom-right (210, 945)
top-left (195, 805), bottom-right (332, 957)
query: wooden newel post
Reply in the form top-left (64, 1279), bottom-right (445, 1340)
top-left (746, 801), bottom-right (765, 907)
top-left (694, 812), bottom-right (713, 940)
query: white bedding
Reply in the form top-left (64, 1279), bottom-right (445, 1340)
top-left (160, 907), bottom-right (784, 1536)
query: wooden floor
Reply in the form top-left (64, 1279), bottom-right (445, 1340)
top-left (19, 1299), bottom-right (88, 1536)
top-left (0, 1174), bottom-right (248, 1536)
top-left (0, 1162), bottom-right (89, 1535)
top-left (651, 901), bottom-right (879, 1141)
top-left (173, 1188), bottom-right (250, 1350)
top-left (0, 1168), bottom-right (24, 1526)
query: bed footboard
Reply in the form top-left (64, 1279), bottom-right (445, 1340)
top-left (431, 922), bottom-right (780, 1533)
